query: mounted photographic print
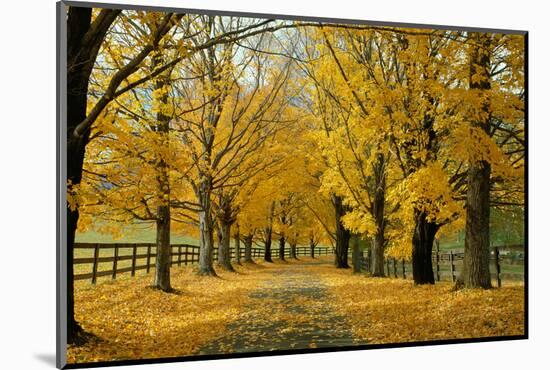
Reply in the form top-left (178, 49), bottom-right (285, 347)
top-left (56, 1), bottom-right (527, 368)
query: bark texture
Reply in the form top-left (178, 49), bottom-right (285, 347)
top-left (152, 52), bottom-right (172, 292)
top-left (264, 227), bottom-right (273, 262)
top-left (154, 205), bottom-right (171, 291)
top-left (411, 210), bottom-right (439, 284)
top-left (217, 221), bottom-right (235, 271)
top-left (234, 228), bottom-right (241, 265)
top-left (351, 236), bottom-right (362, 273)
top-left (243, 234), bottom-right (254, 263)
top-left (461, 33), bottom-right (493, 289)
top-left (197, 37), bottom-right (222, 276)
top-left (197, 184), bottom-right (216, 276)
top-left (463, 161), bottom-right (492, 288)
top-left (290, 242), bottom-right (298, 259)
top-left (333, 195), bottom-right (350, 268)
top-left (279, 235), bottom-right (286, 261)
top-left (371, 232), bottom-right (385, 277)
top-left (371, 153), bottom-right (386, 276)
top-left (264, 202), bottom-right (275, 262)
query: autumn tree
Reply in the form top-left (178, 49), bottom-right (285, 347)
top-left (458, 32), bottom-right (525, 288)
top-left (66, 9), bottom-right (314, 343)
top-left (307, 27), bottom-right (473, 283)
top-left (167, 15), bottom-right (298, 275)
top-left (296, 28), bottom-right (395, 273)
top-left (65, 7), bottom-right (181, 342)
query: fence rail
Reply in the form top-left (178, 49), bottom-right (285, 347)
top-left (74, 243), bottom-right (332, 283)
top-left (360, 245), bottom-right (524, 287)
top-left (74, 242), bottom-right (523, 287)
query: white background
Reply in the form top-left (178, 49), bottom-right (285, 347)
top-left (0, 0), bottom-right (547, 369)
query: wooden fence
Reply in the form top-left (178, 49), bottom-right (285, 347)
top-left (74, 242), bottom-right (523, 287)
top-left (361, 245), bottom-right (524, 287)
top-left (74, 243), bottom-right (333, 283)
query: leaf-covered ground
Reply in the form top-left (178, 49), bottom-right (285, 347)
top-left (68, 262), bottom-right (271, 363)
top-left (319, 268), bottom-right (525, 344)
top-left (198, 259), bottom-right (357, 354)
top-left (68, 257), bottom-right (524, 364)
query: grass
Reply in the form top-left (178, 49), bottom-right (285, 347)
top-left (75, 223), bottom-right (198, 244)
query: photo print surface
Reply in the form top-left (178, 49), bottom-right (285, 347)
top-left (58, 1), bottom-right (527, 367)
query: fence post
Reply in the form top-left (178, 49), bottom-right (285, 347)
top-left (184, 245), bottom-right (188, 265)
top-left (402, 259), bottom-right (406, 279)
top-left (435, 239), bottom-right (440, 282)
top-left (495, 247), bottom-right (502, 288)
top-left (112, 243), bottom-right (119, 280)
top-left (386, 259), bottom-right (390, 277)
top-left (146, 244), bottom-right (152, 273)
top-left (91, 243), bottom-right (100, 284)
top-left (393, 258), bottom-right (397, 278)
top-left (178, 245), bottom-right (182, 267)
top-left (450, 250), bottom-right (455, 283)
top-left (131, 244), bottom-right (137, 276)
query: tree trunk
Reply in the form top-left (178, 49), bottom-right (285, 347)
top-left (264, 227), bottom-right (273, 262)
top-left (290, 242), bottom-right (298, 259)
top-left (234, 227), bottom-right (241, 265)
top-left (351, 235), bottom-right (362, 273)
top-left (217, 220), bottom-right (235, 271)
top-left (463, 160), bottom-right (492, 288)
top-left (279, 235), bottom-right (286, 261)
top-left (154, 205), bottom-right (171, 291)
top-left (411, 210), bottom-right (439, 284)
top-left (371, 231), bottom-right (385, 277)
top-left (333, 195), bottom-right (350, 268)
top-left (461, 32), bottom-right (492, 289)
top-left (152, 51), bottom-right (172, 292)
top-left (66, 9), bottom-right (96, 346)
top-left (215, 223), bottom-right (222, 261)
top-left (198, 185), bottom-right (216, 276)
top-left (65, 7), bottom-right (120, 345)
top-left (198, 34), bottom-right (222, 276)
top-left (371, 152), bottom-right (386, 276)
top-left (279, 211), bottom-right (287, 261)
top-left (264, 202), bottom-right (274, 262)
top-left (66, 205), bottom-right (83, 344)
top-left (244, 234), bottom-right (254, 263)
